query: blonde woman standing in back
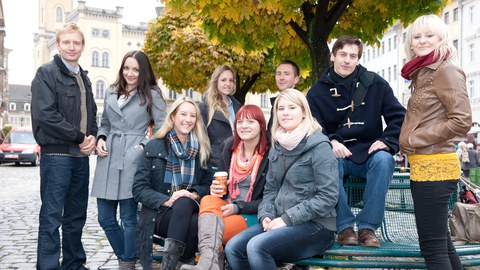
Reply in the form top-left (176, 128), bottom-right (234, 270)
top-left (200, 65), bottom-right (242, 168)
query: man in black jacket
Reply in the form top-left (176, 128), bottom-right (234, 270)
top-left (31, 22), bottom-right (97, 270)
top-left (306, 35), bottom-right (405, 248)
top-left (267, 60), bottom-right (300, 133)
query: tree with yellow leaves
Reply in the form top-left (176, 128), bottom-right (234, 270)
top-left (162, 0), bottom-right (447, 86)
top-left (144, 12), bottom-right (283, 104)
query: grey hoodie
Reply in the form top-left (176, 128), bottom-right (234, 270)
top-left (258, 130), bottom-right (339, 231)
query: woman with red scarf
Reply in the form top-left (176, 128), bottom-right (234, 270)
top-left (181, 105), bottom-right (269, 270)
top-left (400, 14), bottom-right (472, 270)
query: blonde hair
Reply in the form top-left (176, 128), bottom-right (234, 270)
top-left (56, 22), bottom-right (85, 45)
top-left (204, 65), bottom-right (236, 126)
top-left (271, 89), bottom-right (322, 145)
top-left (404, 14), bottom-right (456, 62)
top-left (155, 97), bottom-right (211, 168)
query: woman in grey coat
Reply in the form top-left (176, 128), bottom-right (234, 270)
top-left (225, 89), bottom-right (339, 270)
top-left (91, 51), bottom-right (166, 269)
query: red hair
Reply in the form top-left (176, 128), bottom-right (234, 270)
top-left (231, 105), bottom-right (269, 156)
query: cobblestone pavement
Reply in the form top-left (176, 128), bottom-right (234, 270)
top-left (0, 156), bottom-right (134, 269)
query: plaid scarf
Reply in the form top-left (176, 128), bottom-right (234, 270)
top-left (164, 129), bottom-right (200, 192)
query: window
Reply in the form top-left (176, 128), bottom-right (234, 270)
top-left (372, 47), bottom-right (375, 59)
top-left (24, 103), bottom-right (31, 112)
top-left (453, 8), bottom-right (459, 21)
top-left (393, 35), bottom-right (397, 49)
top-left (9, 102), bottom-right (16, 111)
top-left (102, 52), bottom-right (109, 68)
top-left (95, 81), bottom-right (105, 99)
top-left (469, 6), bottom-right (475, 23)
top-left (56, 7), bottom-right (63, 22)
top-left (470, 43), bottom-right (475, 62)
top-left (453, 39), bottom-right (458, 50)
top-left (444, 12), bottom-right (449, 24)
top-left (92, 51), bottom-right (99, 67)
top-left (260, 93), bottom-right (269, 108)
top-left (169, 90), bottom-right (177, 100)
top-left (468, 80), bottom-right (475, 98)
top-left (381, 69), bottom-right (385, 78)
top-left (92, 28), bottom-right (99, 37)
top-left (402, 32), bottom-right (406, 44)
top-left (393, 65), bottom-right (397, 81)
top-left (367, 49), bottom-right (370, 61)
top-left (185, 88), bottom-right (194, 98)
top-left (382, 42), bottom-right (385, 54)
top-left (388, 67), bottom-right (391, 82)
top-left (102, 30), bottom-right (110, 38)
top-left (388, 38), bottom-right (391, 52)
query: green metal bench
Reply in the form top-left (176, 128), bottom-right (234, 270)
top-left (291, 174), bottom-right (480, 269)
top-left (153, 173), bottom-right (480, 268)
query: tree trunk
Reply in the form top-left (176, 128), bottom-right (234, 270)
top-left (308, 38), bottom-right (331, 85)
top-left (233, 73), bottom-right (260, 105)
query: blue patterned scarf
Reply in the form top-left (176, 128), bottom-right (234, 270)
top-left (164, 129), bottom-right (200, 192)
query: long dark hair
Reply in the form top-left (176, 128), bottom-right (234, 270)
top-left (111, 50), bottom-right (163, 118)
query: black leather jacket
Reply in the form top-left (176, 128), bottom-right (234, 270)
top-left (31, 54), bottom-right (97, 155)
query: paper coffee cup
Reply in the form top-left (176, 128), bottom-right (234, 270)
top-left (214, 171), bottom-right (228, 196)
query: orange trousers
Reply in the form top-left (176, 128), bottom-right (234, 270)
top-left (199, 195), bottom-right (248, 245)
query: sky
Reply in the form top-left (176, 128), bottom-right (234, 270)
top-left (3, 0), bottom-right (160, 85)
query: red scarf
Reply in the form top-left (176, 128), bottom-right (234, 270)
top-left (401, 50), bottom-right (450, 80)
top-left (228, 141), bottom-right (263, 202)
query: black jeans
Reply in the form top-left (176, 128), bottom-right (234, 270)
top-left (410, 180), bottom-right (462, 270)
top-left (155, 197), bottom-right (199, 260)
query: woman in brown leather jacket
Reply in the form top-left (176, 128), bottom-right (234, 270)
top-left (400, 14), bottom-right (472, 270)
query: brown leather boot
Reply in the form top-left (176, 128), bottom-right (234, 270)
top-left (358, 229), bottom-right (380, 248)
top-left (337, 227), bottom-right (358, 245)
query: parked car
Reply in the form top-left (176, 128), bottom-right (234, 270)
top-left (0, 127), bottom-right (41, 166)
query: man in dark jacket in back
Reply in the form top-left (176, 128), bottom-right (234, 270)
top-left (31, 22), bottom-right (97, 270)
top-left (266, 60), bottom-right (300, 133)
top-left (306, 35), bottom-right (405, 248)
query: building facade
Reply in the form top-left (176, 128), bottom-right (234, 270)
top-left (34, 0), bottom-right (156, 123)
top-left (6, 84), bottom-right (31, 128)
top-left (460, 0), bottom-right (480, 123)
top-left (0, 0), bottom-right (8, 129)
top-left (361, 0), bottom-right (480, 124)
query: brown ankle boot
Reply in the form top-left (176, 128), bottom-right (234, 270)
top-left (337, 227), bottom-right (358, 245)
top-left (358, 229), bottom-right (380, 248)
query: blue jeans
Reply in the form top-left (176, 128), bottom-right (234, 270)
top-left (224, 222), bottom-right (334, 270)
top-left (97, 198), bottom-right (138, 261)
top-left (336, 151), bottom-right (395, 232)
top-left (37, 155), bottom-right (90, 270)
top-left (411, 180), bottom-right (462, 270)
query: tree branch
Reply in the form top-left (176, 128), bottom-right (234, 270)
top-left (324, 0), bottom-right (352, 35)
top-left (289, 20), bottom-right (308, 45)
